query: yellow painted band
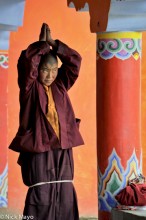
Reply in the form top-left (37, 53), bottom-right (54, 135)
top-left (97, 32), bottom-right (142, 39)
top-left (0, 50), bottom-right (8, 54)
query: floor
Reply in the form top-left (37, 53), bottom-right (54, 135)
top-left (80, 218), bottom-right (97, 220)
top-left (112, 209), bottom-right (146, 220)
top-left (0, 208), bottom-right (98, 220)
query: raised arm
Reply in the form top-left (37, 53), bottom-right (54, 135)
top-left (46, 25), bottom-right (82, 91)
top-left (18, 24), bottom-right (50, 92)
top-left (55, 40), bottom-right (82, 90)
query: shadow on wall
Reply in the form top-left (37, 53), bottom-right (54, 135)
top-left (67, 0), bottom-right (111, 33)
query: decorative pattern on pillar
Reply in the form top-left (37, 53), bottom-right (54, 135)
top-left (97, 33), bottom-right (141, 61)
top-left (0, 51), bottom-right (8, 207)
top-left (0, 53), bottom-right (8, 68)
top-left (97, 32), bottom-right (142, 219)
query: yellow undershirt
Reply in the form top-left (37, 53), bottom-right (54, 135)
top-left (43, 85), bottom-right (60, 140)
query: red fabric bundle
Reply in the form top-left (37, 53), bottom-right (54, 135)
top-left (115, 183), bottom-right (146, 206)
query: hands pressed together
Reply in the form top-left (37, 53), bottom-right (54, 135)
top-left (39, 23), bottom-right (57, 49)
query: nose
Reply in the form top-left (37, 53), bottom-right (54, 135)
top-left (46, 71), bottom-right (52, 79)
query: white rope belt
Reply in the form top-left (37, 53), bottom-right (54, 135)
top-left (29, 180), bottom-right (73, 188)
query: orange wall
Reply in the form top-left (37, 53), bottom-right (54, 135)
top-left (8, 0), bottom-right (97, 217)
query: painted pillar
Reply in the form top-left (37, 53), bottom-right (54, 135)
top-left (97, 32), bottom-right (142, 220)
top-left (0, 50), bottom-right (8, 207)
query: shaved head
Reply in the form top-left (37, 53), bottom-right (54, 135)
top-left (39, 50), bottom-right (58, 67)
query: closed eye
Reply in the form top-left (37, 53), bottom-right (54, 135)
top-left (52, 68), bottom-right (58, 71)
top-left (41, 68), bottom-right (49, 73)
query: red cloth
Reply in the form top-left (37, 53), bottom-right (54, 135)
top-left (115, 183), bottom-right (146, 206)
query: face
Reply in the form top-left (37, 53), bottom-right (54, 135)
top-left (39, 62), bottom-right (58, 86)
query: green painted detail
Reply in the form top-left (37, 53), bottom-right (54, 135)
top-left (106, 171), bottom-right (122, 194)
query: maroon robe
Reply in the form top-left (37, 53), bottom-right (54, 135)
top-left (22, 148), bottom-right (79, 220)
top-left (9, 40), bottom-right (84, 153)
top-left (8, 40), bottom-right (84, 220)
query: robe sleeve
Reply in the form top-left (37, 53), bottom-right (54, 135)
top-left (18, 41), bottom-right (50, 92)
top-left (55, 40), bottom-right (82, 91)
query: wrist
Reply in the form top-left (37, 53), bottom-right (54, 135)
top-left (48, 39), bottom-right (57, 48)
